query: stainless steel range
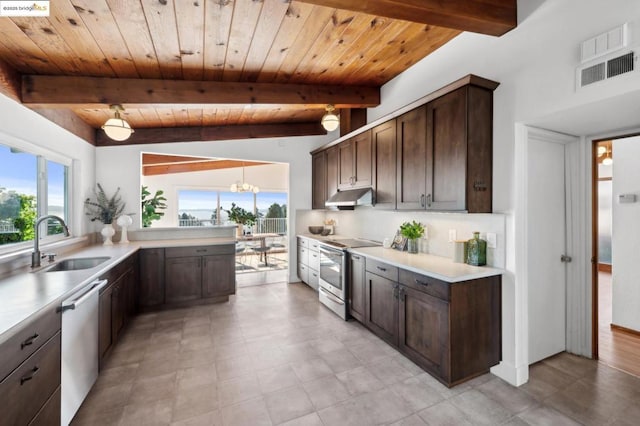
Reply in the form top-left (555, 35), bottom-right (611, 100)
top-left (318, 238), bottom-right (380, 319)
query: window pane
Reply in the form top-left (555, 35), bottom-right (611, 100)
top-left (178, 190), bottom-right (217, 226)
top-left (256, 192), bottom-right (287, 234)
top-left (0, 144), bottom-right (37, 245)
top-left (47, 160), bottom-right (67, 236)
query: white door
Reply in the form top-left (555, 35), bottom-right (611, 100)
top-left (526, 128), bottom-right (572, 364)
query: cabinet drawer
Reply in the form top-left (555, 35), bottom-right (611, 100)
top-left (0, 333), bottom-right (61, 426)
top-left (399, 269), bottom-right (450, 301)
top-left (297, 237), bottom-right (309, 248)
top-left (308, 249), bottom-right (320, 271)
top-left (165, 244), bottom-right (234, 258)
top-left (308, 239), bottom-right (321, 251)
top-left (308, 268), bottom-right (320, 291)
top-left (365, 258), bottom-right (398, 282)
top-left (298, 263), bottom-right (309, 284)
top-left (297, 246), bottom-right (309, 266)
top-left (29, 386), bottom-right (60, 426)
top-left (0, 306), bottom-right (60, 381)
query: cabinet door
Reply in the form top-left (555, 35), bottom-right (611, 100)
top-left (338, 140), bottom-right (355, 189)
top-left (348, 254), bottom-right (366, 322)
top-left (202, 254), bottom-right (236, 298)
top-left (365, 272), bottom-right (398, 346)
top-left (165, 257), bottom-right (202, 303)
top-left (138, 248), bottom-right (165, 308)
top-left (98, 284), bottom-right (113, 365)
top-left (352, 130), bottom-right (372, 188)
top-left (312, 151), bottom-right (327, 210)
top-left (326, 146), bottom-right (339, 200)
top-left (398, 285), bottom-right (449, 380)
top-left (426, 88), bottom-right (467, 211)
top-left (111, 280), bottom-right (125, 343)
top-left (372, 120), bottom-right (396, 209)
top-left (396, 106), bottom-right (427, 210)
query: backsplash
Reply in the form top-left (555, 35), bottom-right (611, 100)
top-left (296, 208), bottom-right (506, 268)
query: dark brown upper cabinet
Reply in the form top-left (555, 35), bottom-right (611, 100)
top-left (311, 151), bottom-right (326, 210)
top-left (338, 130), bottom-right (372, 190)
top-left (396, 106), bottom-right (427, 210)
top-left (326, 146), bottom-right (339, 203)
top-left (372, 120), bottom-right (397, 209)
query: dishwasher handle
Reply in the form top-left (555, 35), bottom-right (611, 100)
top-left (59, 279), bottom-right (108, 313)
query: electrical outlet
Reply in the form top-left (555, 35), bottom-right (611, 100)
top-left (448, 229), bottom-right (456, 242)
top-left (486, 232), bottom-right (497, 249)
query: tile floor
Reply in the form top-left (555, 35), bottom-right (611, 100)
top-left (72, 282), bottom-right (640, 426)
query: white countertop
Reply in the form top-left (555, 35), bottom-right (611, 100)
top-left (348, 247), bottom-right (503, 283)
top-left (0, 237), bottom-right (235, 342)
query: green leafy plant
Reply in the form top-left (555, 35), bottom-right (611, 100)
top-left (399, 220), bottom-right (425, 240)
top-left (224, 202), bottom-right (256, 226)
top-left (85, 184), bottom-right (125, 224)
top-left (141, 186), bottom-right (167, 227)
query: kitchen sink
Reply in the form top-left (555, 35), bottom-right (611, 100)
top-left (41, 257), bottom-right (111, 272)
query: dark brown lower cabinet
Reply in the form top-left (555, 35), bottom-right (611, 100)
top-left (138, 248), bottom-right (165, 308)
top-left (202, 254), bottom-right (236, 298)
top-left (165, 256), bottom-right (202, 303)
top-left (365, 272), bottom-right (399, 347)
top-left (355, 257), bottom-right (501, 387)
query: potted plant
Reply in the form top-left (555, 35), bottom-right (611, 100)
top-left (399, 220), bottom-right (425, 254)
top-left (141, 186), bottom-right (167, 228)
top-left (84, 184), bottom-right (126, 245)
top-left (224, 203), bottom-right (256, 237)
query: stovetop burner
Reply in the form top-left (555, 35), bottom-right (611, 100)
top-left (322, 238), bottom-right (381, 249)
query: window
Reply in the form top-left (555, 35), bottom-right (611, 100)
top-left (0, 143), bottom-right (70, 248)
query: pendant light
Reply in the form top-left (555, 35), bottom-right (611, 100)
top-left (230, 165), bottom-right (259, 193)
top-left (102, 104), bottom-right (134, 141)
top-left (321, 104), bottom-right (340, 132)
top-left (602, 146), bottom-right (613, 165)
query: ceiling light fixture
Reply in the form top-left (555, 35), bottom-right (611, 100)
top-left (602, 146), bottom-right (613, 165)
top-left (230, 165), bottom-right (259, 194)
top-left (102, 104), bottom-right (134, 141)
top-left (321, 104), bottom-right (340, 132)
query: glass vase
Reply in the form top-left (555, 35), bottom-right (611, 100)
top-left (407, 238), bottom-right (419, 254)
top-left (466, 232), bottom-right (486, 266)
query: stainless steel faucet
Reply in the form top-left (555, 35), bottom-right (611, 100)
top-left (31, 215), bottom-right (70, 268)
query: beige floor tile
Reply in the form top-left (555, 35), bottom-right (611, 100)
top-left (302, 375), bottom-right (351, 410)
top-left (179, 348), bottom-right (216, 369)
top-left (367, 356), bottom-right (415, 385)
top-left (171, 384), bottom-right (218, 423)
top-left (263, 385), bottom-right (315, 425)
top-left (417, 401), bottom-right (473, 426)
top-left (129, 372), bottom-right (177, 405)
top-left (177, 364), bottom-right (218, 391)
top-left (78, 383), bottom-right (133, 415)
top-left (256, 364), bottom-right (301, 394)
top-left (390, 414), bottom-right (429, 426)
top-left (170, 410), bottom-right (222, 426)
top-left (476, 377), bottom-right (537, 414)
top-left (220, 396), bottom-right (272, 426)
top-left (336, 365), bottom-right (385, 396)
top-left (120, 398), bottom-right (173, 426)
top-left (217, 374), bottom-right (262, 407)
top-left (291, 357), bottom-right (334, 382)
top-left (93, 363), bottom-right (139, 391)
top-left (389, 376), bottom-right (444, 412)
top-left (449, 389), bottom-right (512, 425)
top-left (215, 354), bottom-right (256, 381)
top-left (318, 388), bottom-right (412, 425)
top-left (320, 348), bottom-right (363, 374)
top-left (278, 412), bottom-right (324, 426)
top-left (516, 404), bottom-right (582, 426)
top-left (71, 406), bottom-right (123, 426)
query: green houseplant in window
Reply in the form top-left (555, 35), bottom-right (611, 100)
top-left (399, 220), bottom-right (425, 254)
top-left (224, 203), bottom-right (256, 237)
top-left (141, 186), bottom-right (167, 228)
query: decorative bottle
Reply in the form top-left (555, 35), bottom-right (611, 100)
top-left (466, 232), bottom-right (487, 266)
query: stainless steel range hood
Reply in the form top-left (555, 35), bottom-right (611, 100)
top-left (325, 187), bottom-right (373, 210)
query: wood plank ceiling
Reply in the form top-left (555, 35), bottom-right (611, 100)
top-left (0, 0), bottom-right (516, 145)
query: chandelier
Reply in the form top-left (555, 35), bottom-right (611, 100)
top-left (230, 166), bottom-right (259, 193)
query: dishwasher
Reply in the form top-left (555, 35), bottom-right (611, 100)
top-left (60, 278), bottom-right (108, 426)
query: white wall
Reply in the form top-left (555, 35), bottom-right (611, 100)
top-left (612, 136), bottom-right (640, 332)
top-left (0, 94), bottom-right (96, 238)
top-left (142, 162), bottom-right (288, 227)
top-left (95, 134), bottom-right (332, 282)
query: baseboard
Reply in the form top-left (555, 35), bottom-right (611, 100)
top-left (490, 361), bottom-right (529, 386)
top-left (611, 323), bottom-right (640, 337)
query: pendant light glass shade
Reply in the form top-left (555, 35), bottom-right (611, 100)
top-left (321, 104), bottom-right (340, 132)
top-left (102, 105), bottom-right (134, 141)
top-left (230, 166), bottom-right (259, 193)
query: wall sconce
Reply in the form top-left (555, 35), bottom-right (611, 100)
top-left (321, 104), bottom-right (340, 132)
top-left (102, 104), bottom-right (134, 141)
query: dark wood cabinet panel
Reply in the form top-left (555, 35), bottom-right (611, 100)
top-left (348, 253), bottom-right (366, 322)
top-left (372, 120), bottom-right (397, 209)
top-left (399, 286), bottom-right (449, 378)
top-left (202, 254), bottom-right (235, 298)
top-left (365, 272), bottom-right (398, 346)
top-left (396, 106), bottom-right (427, 210)
top-left (338, 131), bottom-right (372, 190)
top-left (98, 284), bottom-right (113, 363)
top-left (465, 85), bottom-right (494, 213)
top-left (138, 248), bottom-right (165, 308)
top-left (338, 140), bottom-right (354, 189)
top-left (312, 151), bottom-right (327, 210)
top-left (29, 386), bottom-right (60, 426)
top-left (326, 146), bottom-right (339, 201)
top-left (165, 257), bottom-right (202, 303)
top-left (426, 87), bottom-right (467, 211)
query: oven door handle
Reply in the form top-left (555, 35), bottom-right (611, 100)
top-left (319, 246), bottom-right (345, 256)
top-left (319, 287), bottom-right (345, 305)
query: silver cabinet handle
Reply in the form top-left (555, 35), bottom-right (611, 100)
top-left (420, 194), bottom-right (425, 208)
top-left (60, 279), bottom-right (108, 312)
top-left (426, 194), bottom-right (432, 207)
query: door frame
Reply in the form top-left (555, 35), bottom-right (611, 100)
top-left (590, 131), bottom-right (640, 359)
top-left (515, 125), bottom-right (581, 373)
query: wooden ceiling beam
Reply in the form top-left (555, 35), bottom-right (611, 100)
top-left (295, 0), bottom-right (516, 36)
top-left (142, 153), bottom-right (215, 165)
top-left (96, 121), bottom-right (327, 146)
top-left (0, 58), bottom-right (21, 101)
top-left (22, 75), bottom-right (380, 109)
top-left (143, 159), bottom-right (270, 176)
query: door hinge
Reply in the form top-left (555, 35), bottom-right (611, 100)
top-left (561, 254), bottom-right (572, 263)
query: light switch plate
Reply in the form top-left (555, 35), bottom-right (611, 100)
top-left (448, 229), bottom-right (456, 242)
top-left (486, 232), bottom-right (497, 249)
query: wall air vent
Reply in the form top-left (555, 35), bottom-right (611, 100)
top-left (576, 49), bottom-right (638, 90)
